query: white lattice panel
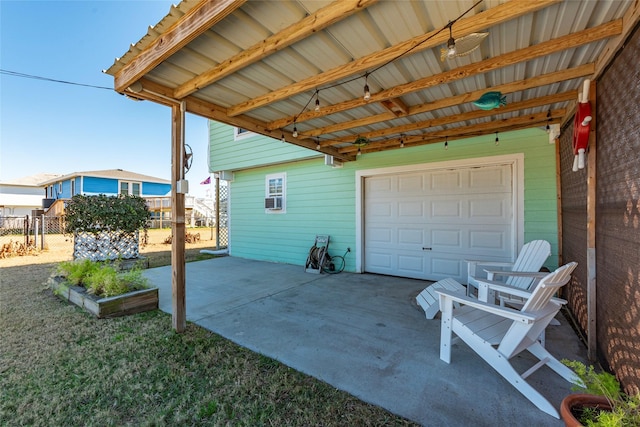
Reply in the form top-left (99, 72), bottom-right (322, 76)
top-left (73, 231), bottom-right (139, 261)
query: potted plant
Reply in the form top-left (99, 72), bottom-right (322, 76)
top-left (561, 360), bottom-right (640, 426)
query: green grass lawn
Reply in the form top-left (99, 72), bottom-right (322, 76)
top-left (0, 258), bottom-right (417, 426)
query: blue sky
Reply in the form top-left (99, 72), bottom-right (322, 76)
top-left (0, 1), bottom-right (212, 197)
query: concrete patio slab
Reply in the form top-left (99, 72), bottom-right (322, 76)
top-left (143, 256), bottom-right (587, 427)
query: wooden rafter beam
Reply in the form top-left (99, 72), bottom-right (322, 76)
top-left (130, 78), bottom-right (354, 162)
top-left (339, 108), bottom-right (565, 154)
top-left (380, 98), bottom-right (409, 117)
top-left (269, 19), bottom-right (621, 130)
top-left (301, 63), bottom-right (595, 138)
top-left (173, 0), bottom-right (378, 99)
top-left (325, 90), bottom-right (576, 147)
top-left (227, 0), bottom-right (561, 117)
top-left (114, 0), bottom-right (246, 93)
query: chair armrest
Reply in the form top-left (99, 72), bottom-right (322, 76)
top-left (482, 270), bottom-right (549, 278)
top-left (480, 280), bottom-right (568, 305)
top-left (465, 260), bottom-right (515, 268)
top-left (436, 289), bottom-right (536, 324)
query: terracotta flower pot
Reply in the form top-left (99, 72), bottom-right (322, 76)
top-left (560, 394), bottom-right (612, 427)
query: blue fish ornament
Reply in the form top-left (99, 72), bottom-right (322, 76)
top-left (473, 91), bottom-right (507, 110)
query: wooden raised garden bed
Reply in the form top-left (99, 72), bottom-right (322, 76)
top-left (49, 276), bottom-right (158, 318)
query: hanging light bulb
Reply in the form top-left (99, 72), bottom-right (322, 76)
top-left (315, 91), bottom-right (320, 112)
top-left (444, 136), bottom-right (449, 150)
top-left (446, 23), bottom-right (457, 59)
top-left (363, 74), bottom-right (371, 101)
top-left (400, 135), bottom-right (404, 148)
top-left (316, 138), bottom-right (321, 150)
top-left (281, 132), bottom-right (285, 143)
top-left (357, 147), bottom-right (362, 156)
top-left (545, 109), bottom-right (551, 133)
top-left (495, 132), bottom-right (499, 146)
top-left (292, 124), bottom-right (298, 138)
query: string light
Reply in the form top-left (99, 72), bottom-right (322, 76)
top-left (278, 0), bottom-right (483, 148)
top-left (363, 74), bottom-right (371, 101)
top-left (446, 22), bottom-right (457, 59)
top-left (545, 109), bottom-right (551, 133)
top-left (495, 131), bottom-right (499, 146)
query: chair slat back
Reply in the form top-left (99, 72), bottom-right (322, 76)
top-left (521, 262), bottom-right (577, 313)
top-left (506, 240), bottom-right (551, 290)
top-left (499, 262), bottom-right (577, 357)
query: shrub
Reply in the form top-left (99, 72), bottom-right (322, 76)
top-left (64, 194), bottom-right (150, 234)
top-left (55, 260), bottom-right (149, 298)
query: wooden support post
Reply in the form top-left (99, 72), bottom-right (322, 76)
top-left (215, 175), bottom-right (220, 250)
top-left (586, 81), bottom-right (597, 361)
top-left (171, 102), bottom-right (186, 333)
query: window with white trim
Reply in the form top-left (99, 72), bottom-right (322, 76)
top-left (234, 127), bottom-right (254, 140)
top-left (265, 173), bottom-right (286, 213)
top-left (120, 181), bottom-right (141, 196)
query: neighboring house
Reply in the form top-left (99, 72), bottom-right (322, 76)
top-left (37, 169), bottom-right (217, 226)
top-left (209, 122), bottom-right (558, 284)
top-left (0, 173), bottom-right (61, 216)
top-left (36, 169), bottom-right (170, 219)
top-left (39, 169), bottom-right (171, 200)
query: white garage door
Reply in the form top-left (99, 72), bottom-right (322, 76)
top-left (364, 163), bottom-right (515, 283)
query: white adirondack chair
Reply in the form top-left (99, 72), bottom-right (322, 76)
top-left (415, 240), bottom-right (551, 320)
top-left (436, 262), bottom-right (579, 418)
top-left (466, 239), bottom-right (551, 297)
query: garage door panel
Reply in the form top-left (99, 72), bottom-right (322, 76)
top-left (367, 227), bottom-right (393, 244)
top-left (430, 257), bottom-right (463, 278)
top-left (469, 229), bottom-right (511, 256)
top-left (364, 162), bottom-right (515, 282)
top-left (469, 166), bottom-right (511, 191)
top-left (431, 229), bottom-right (462, 249)
top-left (430, 170), bottom-right (463, 192)
top-left (368, 201), bottom-right (394, 218)
top-left (398, 174), bottom-right (424, 192)
top-left (367, 176), bottom-right (394, 193)
top-left (397, 254), bottom-right (425, 274)
top-left (398, 227), bottom-right (424, 245)
top-left (367, 251), bottom-right (393, 270)
top-left (469, 197), bottom-right (512, 220)
top-left (431, 199), bottom-right (462, 218)
top-left (398, 200), bottom-right (423, 217)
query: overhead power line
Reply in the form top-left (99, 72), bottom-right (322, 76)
top-left (0, 69), bottom-right (113, 91)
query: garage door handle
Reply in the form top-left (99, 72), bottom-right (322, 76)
top-left (422, 247), bottom-right (432, 251)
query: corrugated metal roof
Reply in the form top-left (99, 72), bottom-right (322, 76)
top-left (105, 0), bottom-right (639, 161)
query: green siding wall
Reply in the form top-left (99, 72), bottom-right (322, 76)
top-left (209, 122), bottom-right (320, 172)
top-left (225, 127), bottom-right (559, 272)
